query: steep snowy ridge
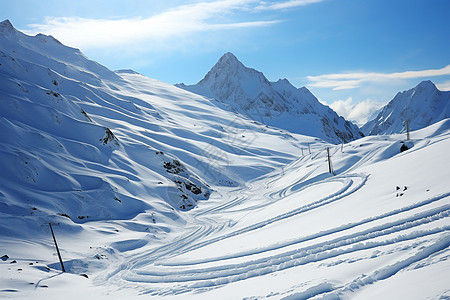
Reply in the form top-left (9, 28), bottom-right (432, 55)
top-left (0, 20), bottom-right (311, 240)
top-left (0, 24), bottom-right (208, 233)
top-left (177, 52), bottom-right (363, 144)
top-left (0, 20), bottom-right (119, 85)
top-left (362, 80), bottom-right (450, 135)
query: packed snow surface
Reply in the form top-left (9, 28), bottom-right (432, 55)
top-left (362, 80), bottom-right (450, 136)
top-left (1, 20), bottom-right (449, 299)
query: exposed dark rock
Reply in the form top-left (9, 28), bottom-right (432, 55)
top-left (46, 90), bottom-right (60, 97)
top-left (100, 127), bottom-right (119, 146)
top-left (163, 160), bottom-right (184, 174)
top-left (81, 109), bottom-right (93, 122)
top-left (57, 213), bottom-right (70, 218)
top-left (184, 182), bottom-right (202, 194)
top-left (400, 143), bottom-right (408, 152)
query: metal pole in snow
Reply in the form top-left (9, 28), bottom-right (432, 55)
top-left (406, 120), bottom-right (410, 141)
top-left (301, 148), bottom-right (304, 156)
top-left (49, 223), bottom-right (66, 272)
top-left (327, 147), bottom-right (334, 175)
top-left (308, 143), bottom-right (311, 154)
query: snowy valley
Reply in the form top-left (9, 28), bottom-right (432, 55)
top-left (0, 20), bottom-right (449, 299)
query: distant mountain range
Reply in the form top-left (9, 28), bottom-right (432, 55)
top-left (177, 52), bottom-right (363, 144)
top-left (361, 80), bottom-right (450, 136)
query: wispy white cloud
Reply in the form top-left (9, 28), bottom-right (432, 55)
top-left (307, 65), bottom-right (450, 90)
top-left (23, 0), bottom-right (286, 49)
top-left (210, 20), bottom-right (281, 29)
top-left (256, 0), bottom-right (325, 10)
top-left (436, 80), bottom-right (450, 91)
top-left (23, 0), bottom-right (324, 50)
top-left (329, 97), bottom-right (384, 126)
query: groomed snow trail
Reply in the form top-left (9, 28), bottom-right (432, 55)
top-left (101, 127), bottom-right (450, 299)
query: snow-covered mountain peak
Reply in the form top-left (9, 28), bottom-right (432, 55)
top-left (0, 19), bottom-right (16, 35)
top-left (210, 52), bottom-right (258, 76)
top-left (362, 80), bottom-right (450, 135)
top-left (0, 19), bottom-right (74, 55)
top-left (178, 53), bottom-right (363, 143)
top-left (416, 79), bottom-right (436, 89)
top-left (0, 20), bottom-right (121, 84)
top-left (197, 52), bottom-right (268, 93)
top-left (203, 52), bottom-right (246, 77)
top-left (273, 78), bottom-right (295, 89)
top-left (276, 78), bottom-right (290, 84)
top-left (34, 32), bottom-right (63, 45)
top-left (215, 52), bottom-right (242, 69)
top-left (413, 80), bottom-right (437, 94)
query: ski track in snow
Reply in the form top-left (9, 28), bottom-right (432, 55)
top-left (103, 165), bottom-right (450, 296)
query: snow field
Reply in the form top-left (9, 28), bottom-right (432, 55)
top-left (1, 22), bottom-right (449, 299)
top-left (97, 121), bottom-right (450, 298)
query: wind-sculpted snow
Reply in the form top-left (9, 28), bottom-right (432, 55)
top-left (1, 20), bottom-right (450, 299)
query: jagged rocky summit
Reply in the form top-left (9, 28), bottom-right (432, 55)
top-left (362, 80), bottom-right (450, 135)
top-left (177, 52), bottom-right (363, 144)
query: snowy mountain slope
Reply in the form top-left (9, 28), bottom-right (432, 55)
top-left (361, 80), bottom-right (450, 135)
top-left (177, 52), bottom-right (364, 144)
top-left (1, 19), bottom-right (449, 300)
top-left (93, 119), bottom-right (449, 299)
top-left (3, 119), bottom-right (448, 299)
top-left (0, 19), bottom-right (213, 226)
top-left (0, 18), bottom-right (318, 280)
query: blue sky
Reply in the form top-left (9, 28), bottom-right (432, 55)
top-left (2, 0), bottom-right (449, 124)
